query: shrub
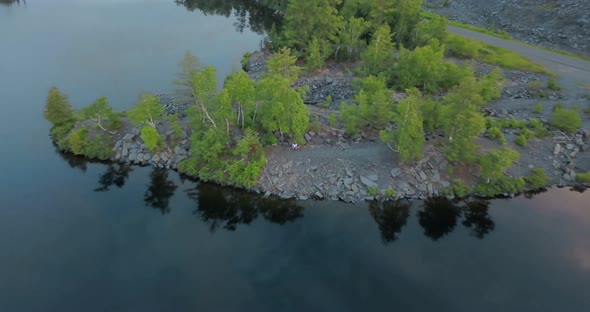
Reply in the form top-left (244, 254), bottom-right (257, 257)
top-left (547, 77), bottom-right (562, 91)
top-left (308, 115), bottom-right (322, 133)
top-left (69, 128), bottom-right (88, 156)
top-left (527, 118), bottom-right (550, 137)
top-left (385, 188), bottom-right (395, 198)
top-left (487, 127), bottom-right (506, 144)
top-left (141, 126), bottom-right (162, 152)
top-left (576, 172), bottom-right (590, 183)
top-left (67, 127), bottom-right (113, 160)
top-left (527, 80), bottom-right (545, 97)
top-left (451, 179), bottom-right (471, 198)
top-left (515, 134), bottom-right (527, 146)
top-left (552, 102), bottom-right (563, 112)
top-left (106, 113), bottom-right (123, 131)
top-left (320, 95), bottom-right (333, 109)
top-left (367, 186), bottom-right (378, 196)
top-left (329, 113), bottom-right (337, 128)
top-left (241, 51), bottom-right (251, 70)
top-left (261, 133), bottom-right (278, 146)
top-left (533, 103), bottom-right (543, 114)
top-left (168, 113), bottom-right (183, 140)
top-left (525, 168), bottom-right (550, 188)
top-left (550, 108), bottom-right (582, 133)
top-left (474, 176), bottom-right (525, 197)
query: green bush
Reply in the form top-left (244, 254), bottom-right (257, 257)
top-left (320, 95), bottom-right (333, 109)
top-left (385, 188), bottom-right (395, 198)
top-left (487, 127), bottom-right (506, 144)
top-left (106, 113), bottom-right (123, 131)
top-left (474, 176), bottom-right (525, 197)
top-left (576, 172), bottom-right (590, 183)
top-left (141, 126), bottom-right (162, 152)
top-left (547, 77), bottom-right (562, 91)
top-left (533, 103), bottom-right (543, 114)
top-left (515, 134), bottom-right (527, 146)
top-left (367, 186), bottom-right (378, 196)
top-left (241, 51), bottom-right (251, 70)
top-left (451, 179), bottom-right (471, 198)
top-left (527, 118), bottom-right (551, 138)
top-left (67, 127), bottom-right (113, 160)
top-left (308, 115), bottom-right (322, 133)
top-left (525, 168), bottom-right (550, 188)
top-left (527, 80), bottom-right (546, 97)
top-left (329, 113), bottom-right (337, 128)
top-left (261, 133), bottom-right (278, 146)
top-left (550, 108), bottom-right (582, 133)
top-left (168, 113), bottom-right (183, 140)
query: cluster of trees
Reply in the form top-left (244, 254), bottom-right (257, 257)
top-left (44, 87), bottom-right (122, 160)
top-left (175, 50), bottom-right (309, 187)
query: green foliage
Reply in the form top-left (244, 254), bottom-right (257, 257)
top-left (241, 51), bottom-right (251, 70)
top-left (128, 93), bottom-right (164, 128)
top-left (477, 68), bottom-right (504, 102)
top-left (224, 70), bottom-right (256, 128)
top-left (309, 115), bottom-right (322, 133)
top-left (478, 147), bottom-right (519, 182)
top-left (80, 96), bottom-right (121, 131)
top-left (340, 102), bottom-right (361, 135)
top-left (385, 188), bottom-right (396, 198)
top-left (359, 24), bottom-right (396, 78)
top-left (527, 118), bottom-right (550, 138)
top-left (266, 47), bottom-right (302, 84)
top-left (474, 176), bottom-right (525, 197)
top-left (487, 127), bottom-right (506, 145)
top-left (576, 172), bottom-right (590, 183)
top-left (67, 127), bottom-right (113, 160)
top-left (283, 0), bottom-right (343, 55)
top-left (106, 113), bottom-right (123, 131)
top-left (550, 108), bottom-right (581, 133)
top-left (256, 75), bottom-right (309, 141)
top-left (533, 103), bottom-right (543, 114)
top-left (514, 134), bottom-right (527, 147)
top-left (320, 95), bottom-right (333, 109)
top-left (44, 86), bottom-right (75, 127)
top-left (305, 37), bottom-right (325, 72)
top-left (380, 88), bottom-right (424, 162)
top-left (451, 179), bottom-right (471, 198)
top-left (51, 122), bottom-right (75, 149)
top-left (584, 104), bottom-right (590, 115)
top-left (527, 80), bottom-right (546, 98)
top-left (525, 168), bottom-right (550, 188)
top-left (367, 186), bottom-right (378, 196)
top-left (168, 113), bottom-right (183, 140)
top-left (547, 77), bottom-right (561, 91)
top-left (419, 99), bottom-right (444, 132)
top-left (140, 126), bottom-right (162, 152)
top-left (389, 0), bottom-right (423, 48)
top-left (550, 108), bottom-right (582, 133)
top-left (329, 113), bottom-right (337, 127)
top-left (444, 33), bottom-right (550, 74)
top-left (441, 77), bottom-right (486, 162)
top-left (228, 131), bottom-right (267, 188)
top-left (410, 14), bottom-right (446, 48)
top-left (552, 102), bottom-right (563, 112)
top-left (338, 16), bottom-right (371, 61)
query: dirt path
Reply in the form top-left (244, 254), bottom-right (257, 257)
top-left (447, 25), bottom-right (590, 94)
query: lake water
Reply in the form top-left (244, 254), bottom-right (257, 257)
top-left (0, 1), bottom-right (589, 311)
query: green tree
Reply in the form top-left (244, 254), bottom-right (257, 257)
top-left (44, 86), bottom-right (74, 127)
top-left (380, 88), bottom-right (424, 162)
top-left (283, 0), bottom-right (343, 55)
top-left (478, 147), bottom-right (519, 183)
top-left (224, 70), bottom-right (256, 128)
top-left (128, 93), bottom-right (164, 128)
top-left (394, 39), bottom-right (445, 92)
top-left (550, 108), bottom-right (582, 133)
top-left (356, 76), bottom-right (394, 129)
top-left (410, 14), bottom-right (446, 48)
top-left (256, 76), bottom-right (309, 142)
top-left (390, 0), bottom-right (423, 48)
top-left (141, 126), bottom-right (162, 152)
top-left (266, 47), bottom-right (301, 84)
top-left (360, 24), bottom-right (396, 77)
top-left (477, 67), bottom-right (504, 102)
top-left (338, 16), bottom-right (371, 61)
top-left (441, 77), bottom-right (486, 162)
top-left (80, 96), bottom-right (116, 132)
top-left (306, 37), bottom-right (324, 71)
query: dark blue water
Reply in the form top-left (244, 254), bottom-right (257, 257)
top-left (1, 1), bottom-right (589, 311)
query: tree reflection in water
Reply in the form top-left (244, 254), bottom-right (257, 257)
top-left (368, 200), bottom-right (411, 243)
top-left (0, 0), bottom-right (25, 7)
top-left (144, 169), bottom-right (178, 214)
top-left (95, 163), bottom-right (132, 192)
top-left (188, 183), bottom-right (304, 232)
top-left (417, 197), bottom-right (495, 241)
top-left (175, 0), bottom-right (284, 34)
top-left (56, 150), bottom-right (90, 173)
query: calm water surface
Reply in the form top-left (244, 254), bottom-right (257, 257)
top-left (0, 1), bottom-right (589, 311)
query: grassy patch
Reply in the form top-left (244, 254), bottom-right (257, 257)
top-left (525, 168), bottom-right (550, 188)
top-left (444, 33), bottom-right (551, 74)
top-left (576, 172), bottom-right (590, 183)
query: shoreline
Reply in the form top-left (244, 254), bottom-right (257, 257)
top-left (51, 50), bottom-right (590, 203)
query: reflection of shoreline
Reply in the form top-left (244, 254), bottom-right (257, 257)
top-left (55, 150), bottom-right (586, 243)
top-left (0, 0), bottom-right (25, 7)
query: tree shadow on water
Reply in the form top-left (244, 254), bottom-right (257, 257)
top-left (368, 200), bottom-right (411, 244)
top-left (144, 169), bottom-right (178, 214)
top-left (187, 183), bottom-right (304, 232)
top-left (95, 163), bottom-right (133, 192)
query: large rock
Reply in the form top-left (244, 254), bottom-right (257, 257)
top-left (391, 168), bottom-right (401, 177)
top-left (360, 176), bottom-right (378, 188)
top-left (553, 143), bottom-right (562, 155)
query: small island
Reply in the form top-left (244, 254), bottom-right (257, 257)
top-left (44, 0), bottom-right (590, 202)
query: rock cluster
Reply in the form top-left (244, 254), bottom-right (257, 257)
top-left (551, 129), bottom-right (589, 183)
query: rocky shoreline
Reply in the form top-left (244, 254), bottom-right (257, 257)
top-left (68, 49), bottom-right (587, 204)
